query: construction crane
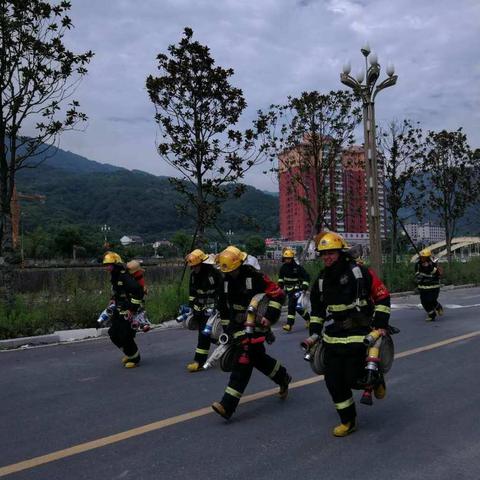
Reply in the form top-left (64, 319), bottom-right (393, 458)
top-left (10, 186), bottom-right (46, 248)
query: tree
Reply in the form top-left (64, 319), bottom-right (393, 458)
top-left (259, 91), bottom-right (361, 251)
top-left (0, 0), bottom-right (93, 304)
top-left (377, 119), bottom-right (425, 266)
top-left (23, 226), bottom-right (53, 259)
top-left (244, 235), bottom-right (266, 257)
top-left (54, 225), bottom-right (83, 256)
top-left (146, 28), bottom-right (263, 246)
top-left (170, 230), bottom-right (193, 257)
top-left (413, 129), bottom-right (479, 262)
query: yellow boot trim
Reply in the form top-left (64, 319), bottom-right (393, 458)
top-left (186, 361), bottom-right (202, 372)
top-left (332, 421), bottom-right (357, 437)
top-left (124, 361), bottom-right (139, 369)
top-left (282, 324), bottom-right (292, 332)
top-left (374, 382), bottom-right (386, 400)
top-left (124, 351), bottom-right (140, 368)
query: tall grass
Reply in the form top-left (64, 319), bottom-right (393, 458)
top-left (1, 277), bottom-right (189, 340)
top-left (304, 257), bottom-right (480, 294)
top-left (2, 258), bottom-right (479, 340)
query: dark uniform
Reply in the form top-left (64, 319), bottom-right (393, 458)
top-left (216, 264), bottom-right (290, 418)
top-left (309, 254), bottom-right (390, 426)
top-left (415, 258), bottom-right (442, 321)
top-left (108, 264), bottom-right (145, 365)
top-left (188, 263), bottom-right (223, 366)
top-left (278, 260), bottom-right (311, 328)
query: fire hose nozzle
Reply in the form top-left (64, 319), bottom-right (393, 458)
top-left (300, 333), bottom-right (319, 351)
top-left (363, 329), bottom-right (385, 347)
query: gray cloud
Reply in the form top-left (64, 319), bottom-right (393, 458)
top-left (29, 0), bottom-right (480, 191)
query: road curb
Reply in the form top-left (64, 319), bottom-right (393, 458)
top-left (1, 284), bottom-right (477, 351)
top-left (390, 283), bottom-right (477, 298)
top-left (0, 319), bottom-right (182, 351)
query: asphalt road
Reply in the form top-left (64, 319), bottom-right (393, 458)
top-left (1, 287), bottom-right (480, 480)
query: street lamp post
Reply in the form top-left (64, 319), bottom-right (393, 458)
top-left (340, 43), bottom-right (398, 275)
top-left (101, 224), bottom-right (111, 244)
top-left (226, 229), bottom-right (234, 246)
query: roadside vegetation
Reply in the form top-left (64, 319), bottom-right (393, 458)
top-left (0, 279), bottom-right (188, 341)
top-left (1, 258), bottom-right (478, 341)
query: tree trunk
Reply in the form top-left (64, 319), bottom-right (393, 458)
top-left (390, 215), bottom-right (398, 269)
top-left (0, 209), bottom-right (17, 309)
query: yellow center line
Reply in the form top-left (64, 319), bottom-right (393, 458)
top-left (1, 329), bottom-right (479, 478)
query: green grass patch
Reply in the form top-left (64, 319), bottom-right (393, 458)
top-left (1, 278), bottom-right (190, 340)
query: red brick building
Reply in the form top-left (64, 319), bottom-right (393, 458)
top-left (342, 146), bottom-right (367, 233)
top-left (279, 146), bottom-right (378, 241)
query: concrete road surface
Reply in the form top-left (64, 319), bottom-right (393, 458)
top-left (1, 287), bottom-right (480, 479)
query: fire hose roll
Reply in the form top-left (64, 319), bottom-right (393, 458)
top-left (309, 341), bottom-right (326, 376)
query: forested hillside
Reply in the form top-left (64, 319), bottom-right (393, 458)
top-left (15, 148), bottom-right (279, 240)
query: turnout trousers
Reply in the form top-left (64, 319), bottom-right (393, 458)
top-left (286, 291), bottom-right (310, 327)
top-left (419, 287), bottom-right (441, 320)
top-left (324, 342), bottom-right (366, 424)
top-left (220, 342), bottom-right (288, 415)
top-left (194, 313), bottom-right (213, 365)
top-left (108, 311), bottom-right (139, 358)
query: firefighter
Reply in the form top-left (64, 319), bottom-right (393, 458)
top-left (415, 248), bottom-right (443, 322)
top-left (211, 246), bottom-right (291, 420)
top-left (278, 247), bottom-right (311, 332)
top-left (185, 248), bottom-right (223, 372)
top-left (103, 251), bottom-right (145, 368)
top-left (309, 232), bottom-right (391, 437)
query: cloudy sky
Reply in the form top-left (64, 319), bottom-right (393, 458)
top-left (53, 0), bottom-right (480, 191)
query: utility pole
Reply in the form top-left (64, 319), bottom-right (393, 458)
top-left (340, 43), bottom-right (398, 275)
top-left (11, 186), bottom-right (46, 249)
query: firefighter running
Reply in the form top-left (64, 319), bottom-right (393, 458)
top-left (103, 252), bottom-right (145, 368)
top-left (185, 249), bottom-right (223, 372)
top-left (211, 246), bottom-right (291, 420)
top-left (414, 248), bottom-right (443, 322)
top-left (308, 232), bottom-right (391, 437)
top-left (278, 248), bottom-right (311, 332)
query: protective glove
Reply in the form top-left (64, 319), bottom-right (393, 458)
top-left (260, 317), bottom-right (271, 328)
top-left (371, 316), bottom-right (388, 330)
top-left (265, 330), bottom-right (276, 345)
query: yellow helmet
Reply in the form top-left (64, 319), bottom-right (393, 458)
top-left (315, 232), bottom-right (348, 252)
top-left (216, 245), bottom-right (247, 273)
top-left (419, 248), bottom-right (432, 258)
top-left (103, 251), bottom-right (123, 264)
top-left (282, 248), bottom-right (295, 259)
top-left (185, 249), bottom-right (209, 267)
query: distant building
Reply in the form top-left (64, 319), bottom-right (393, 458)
top-left (153, 240), bottom-right (173, 247)
top-left (120, 235), bottom-right (144, 246)
top-left (279, 144), bottom-right (385, 241)
top-left (404, 222), bottom-right (446, 244)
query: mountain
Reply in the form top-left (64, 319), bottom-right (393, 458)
top-left (15, 148), bottom-right (279, 239)
top-left (24, 146), bottom-right (124, 174)
top-left (262, 190), bottom-right (279, 197)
